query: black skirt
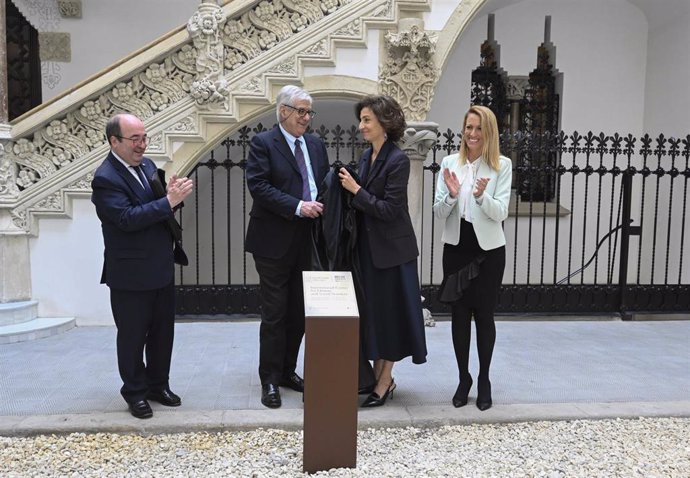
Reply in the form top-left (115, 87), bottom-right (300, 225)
top-left (439, 218), bottom-right (505, 305)
top-left (357, 226), bottom-right (427, 364)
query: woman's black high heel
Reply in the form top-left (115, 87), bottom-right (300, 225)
top-left (361, 379), bottom-right (396, 408)
top-left (452, 377), bottom-right (473, 408)
top-left (476, 380), bottom-right (492, 411)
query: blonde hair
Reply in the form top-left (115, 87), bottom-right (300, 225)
top-left (459, 105), bottom-right (502, 172)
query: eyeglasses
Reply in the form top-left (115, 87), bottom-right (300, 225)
top-left (116, 135), bottom-right (149, 145)
top-left (282, 104), bottom-right (317, 118)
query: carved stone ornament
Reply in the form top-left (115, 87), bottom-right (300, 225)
top-left (380, 18), bottom-right (439, 122)
top-left (10, 209), bottom-right (27, 231)
top-left (39, 32), bottom-right (71, 62)
top-left (2, 0), bottom-right (352, 198)
top-left (188, 2), bottom-right (230, 109)
top-left (170, 117), bottom-right (198, 133)
top-left (506, 76), bottom-right (529, 101)
top-left (333, 19), bottom-right (361, 38)
top-left (1, 0), bottom-right (382, 233)
top-left (0, 144), bottom-right (20, 200)
top-left (399, 122), bottom-right (439, 161)
top-left (57, 0), bottom-right (82, 19)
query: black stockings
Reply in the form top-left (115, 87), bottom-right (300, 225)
top-left (451, 300), bottom-right (496, 385)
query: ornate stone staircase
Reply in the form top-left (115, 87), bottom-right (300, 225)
top-left (0, 0), bottom-right (438, 235)
top-left (0, 0), bottom-right (485, 339)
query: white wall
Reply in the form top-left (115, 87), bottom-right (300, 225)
top-left (642, 4), bottom-right (690, 137)
top-left (429, 0), bottom-right (649, 135)
top-left (13, 0), bottom-right (199, 101)
top-left (29, 197), bottom-right (111, 325)
top-left (25, 0), bottom-right (690, 323)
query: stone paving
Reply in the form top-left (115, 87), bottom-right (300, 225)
top-left (0, 318), bottom-right (689, 435)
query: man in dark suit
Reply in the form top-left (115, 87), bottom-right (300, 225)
top-left (245, 85), bottom-right (329, 408)
top-left (91, 113), bottom-right (193, 419)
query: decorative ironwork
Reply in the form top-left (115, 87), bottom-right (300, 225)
top-left (175, 125), bottom-right (690, 317)
top-left (6, 0), bottom-right (41, 120)
top-left (470, 14), bottom-right (508, 130)
top-left (471, 15), bottom-right (562, 202)
top-left (518, 17), bottom-right (560, 202)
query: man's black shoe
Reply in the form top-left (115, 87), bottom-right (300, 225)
top-left (279, 373), bottom-right (304, 392)
top-left (261, 384), bottom-right (282, 408)
top-left (146, 388), bottom-right (181, 407)
top-left (128, 399), bottom-right (153, 419)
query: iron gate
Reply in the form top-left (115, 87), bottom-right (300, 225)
top-left (174, 125), bottom-right (690, 317)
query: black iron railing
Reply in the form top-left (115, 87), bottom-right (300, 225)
top-left (175, 126), bottom-right (690, 317)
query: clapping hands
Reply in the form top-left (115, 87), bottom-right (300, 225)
top-left (166, 174), bottom-right (194, 208)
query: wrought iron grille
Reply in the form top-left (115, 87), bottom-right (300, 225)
top-left (6, 0), bottom-right (42, 120)
top-left (175, 125), bottom-right (690, 317)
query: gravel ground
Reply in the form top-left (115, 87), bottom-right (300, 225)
top-left (1, 417), bottom-right (688, 477)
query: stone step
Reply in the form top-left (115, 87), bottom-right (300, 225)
top-left (0, 300), bottom-right (38, 327)
top-left (0, 317), bottom-right (76, 344)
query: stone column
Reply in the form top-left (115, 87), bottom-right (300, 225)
top-left (400, 123), bottom-right (438, 250)
top-left (379, 18), bottom-right (440, 246)
top-left (0, 234), bottom-right (38, 329)
top-left (0, 235), bottom-right (32, 303)
top-left (0, 0), bottom-right (35, 328)
top-left (0, 0), bottom-right (10, 139)
top-left (380, 18), bottom-right (440, 324)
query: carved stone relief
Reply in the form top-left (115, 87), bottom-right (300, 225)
top-left (34, 192), bottom-right (62, 211)
top-left (170, 116), bottom-right (198, 133)
top-left (66, 172), bottom-right (93, 191)
top-left (10, 209), bottom-right (27, 230)
top-left (333, 19), bottom-right (361, 38)
top-left (146, 133), bottom-right (164, 155)
top-left (400, 123), bottom-right (438, 161)
top-left (57, 0), bottom-right (81, 19)
top-left (369, 0), bottom-right (393, 19)
top-left (302, 39), bottom-right (329, 57)
top-left (12, 0), bottom-right (63, 90)
top-left (506, 76), bottom-right (529, 101)
top-left (380, 18), bottom-right (439, 122)
top-left (39, 32), bottom-right (71, 62)
top-left (0, 144), bottom-right (20, 200)
top-left (1, 0), bottom-right (398, 232)
top-left (267, 58), bottom-right (297, 76)
top-left (188, 2), bottom-right (230, 109)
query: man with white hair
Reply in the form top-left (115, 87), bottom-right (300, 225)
top-left (245, 85), bottom-right (329, 408)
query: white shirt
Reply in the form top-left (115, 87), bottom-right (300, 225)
top-left (445, 157), bottom-right (484, 223)
top-left (112, 151), bottom-right (147, 190)
top-left (278, 125), bottom-right (317, 217)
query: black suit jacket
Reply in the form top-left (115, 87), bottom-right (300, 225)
top-left (351, 140), bottom-right (419, 269)
top-left (245, 126), bottom-right (329, 259)
top-left (91, 152), bottom-right (177, 290)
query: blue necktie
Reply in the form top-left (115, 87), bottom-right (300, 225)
top-left (294, 139), bottom-right (311, 201)
top-left (134, 165), bottom-right (153, 196)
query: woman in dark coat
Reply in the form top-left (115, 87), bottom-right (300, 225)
top-left (338, 95), bottom-right (427, 407)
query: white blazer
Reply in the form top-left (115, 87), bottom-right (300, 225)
top-left (433, 153), bottom-right (512, 251)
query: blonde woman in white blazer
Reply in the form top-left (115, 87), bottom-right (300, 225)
top-left (433, 105), bottom-right (512, 411)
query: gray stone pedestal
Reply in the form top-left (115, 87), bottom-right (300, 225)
top-left (0, 235), bottom-right (74, 343)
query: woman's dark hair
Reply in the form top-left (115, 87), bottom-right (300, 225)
top-left (355, 95), bottom-right (407, 142)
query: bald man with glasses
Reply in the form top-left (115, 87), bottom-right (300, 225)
top-left (92, 113), bottom-right (193, 419)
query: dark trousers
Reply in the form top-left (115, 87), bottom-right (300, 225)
top-left (253, 225), bottom-right (311, 385)
top-left (110, 282), bottom-right (175, 403)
